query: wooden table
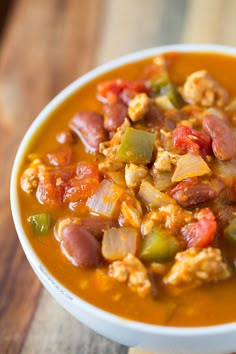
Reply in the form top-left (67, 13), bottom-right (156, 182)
top-left (1, 0), bottom-right (236, 353)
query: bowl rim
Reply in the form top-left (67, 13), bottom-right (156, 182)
top-left (10, 43), bottom-right (236, 337)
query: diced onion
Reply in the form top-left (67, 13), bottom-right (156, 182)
top-left (102, 227), bottom-right (138, 261)
top-left (138, 181), bottom-right (175, 208)
top-left (212, 157), bottom-right (236, 186)
top-left (153, 171), bottom-right (173, 191)
top-left (154, 95), bottom-right (175, 110)
top-left (172, 153), bottom-right (211, 183)
top-left (226, 98), bottom-right (236, 111)
top-left (204, 107), bottom-right (225, 119)
top-left (86, 179), bottom-right (123, 218)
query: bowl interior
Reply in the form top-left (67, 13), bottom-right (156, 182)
top-left (10, 44), bottom-right (236, 353)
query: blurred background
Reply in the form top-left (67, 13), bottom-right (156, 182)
top-left (1, 0), bottom-right (236, 353)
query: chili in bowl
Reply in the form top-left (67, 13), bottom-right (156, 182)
top-left (11, 44), bottom-right (236, 354)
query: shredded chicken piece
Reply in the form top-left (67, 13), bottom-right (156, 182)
top-left (164, 247), bottom-right (231, 291)
top-left (159, 129), bottom-right (174, 151)
top-left (128, 93), bottom-right (150, 121)
top-left (149, 262), bottom-right (168, 275)
top-left (98, 159), bottom-right (124, 173)
top-left (182, 70), bottom-right (228, 107)
top-left (125, 163), bottom-right (148, 189)
top-left (120, 195), bottom-right (143, 228)
top-left (20, 158), bottom-right (44, 194)
top-left (154, 148), bottom-right (178, 172)
top-left (141, 204), bottom-right (193, 236)
top-left (99, 145), bottom-right (120, 159)
top-left (99, 118), bottom-right (130, 157)
top-left (109, 254), bottom-right (151, 297)
top-left (108, 261), bottom-right (128, 282)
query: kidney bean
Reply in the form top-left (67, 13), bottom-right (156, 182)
top-left (79, 217), bottom-right (116, 239)
top-left (47, 148), bottom-right (72, 166)
top-left (143, 105), bottom-right (164, 128)
top-left (103, 102), bottom-right (127, 131)
top-left (61, 224), bottom-right (102, 267)
top-left (215, 205), bottom-right (236, 229)
top-left (69, 111), bottom-right (108, 152)
top-left (119, 88), bottom-right (137, 105)
top-left (202, 115), bottom-right (236, 160)
top-left (170, 178), bottom-right (225, 208)
top-left (56, 130), bottom-right (77, 144)
top-left (54, 216), bottom-right (116, 243)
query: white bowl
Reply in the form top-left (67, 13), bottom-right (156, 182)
top-left (11, 44), bottom-right (236, 354)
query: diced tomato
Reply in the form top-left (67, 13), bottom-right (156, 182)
top-left (47, 148), bottom-right (72, 166)
top-left (64, 162), bottom-right (100, 202)
top-left (63, 177), bottom-right (100, 202)
top-left (36, 162), bottom-right (100, 206)
top-left (181, 208), bottom-right (216, 248)
top-left (172, 125), bottom-right (212, 158)
top-left (76, 161), bottom-right (100, 180)
top-left (36, 168), bottom-right (72, 206)
top-left (97, 79), bottom-right (149, 104)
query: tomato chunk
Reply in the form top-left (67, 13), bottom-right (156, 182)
top-left (97, 79), bottom-right (149, 104)
top-left (182, 208), bottom-right (216, 248)
top-left (36, 162), bottom-right (100, 206)
top-left (64, 176), bottom-right (100, 203)
top-left (172, 125), bottom-right (212, 158)
top-left (47, 148), bottom-right (72, 166)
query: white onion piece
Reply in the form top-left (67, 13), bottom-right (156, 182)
top-left (212, 157), bottom-right (236, 186)
top-left (154, 95), bottom-right (175, 110)
top-left (171, 152), bottom-right (211, 183)
top-left (205, 107), bottom-right (226, 120)
top-left (102, 227), bottom-right (138, 261)
top-left (153, 171), bottom-right (173, 191)
top-left (86, 179), bottom-right (123, 218)
top-left (138, 181), bottom-right (175, 208)
top-left (225, 98), bottom-right (236, 111)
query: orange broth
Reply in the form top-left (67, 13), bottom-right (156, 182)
top-left (17, 52), bottom-right (236, 326)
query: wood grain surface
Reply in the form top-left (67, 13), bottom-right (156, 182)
top-left (1, 0), bottom-right (236, 353)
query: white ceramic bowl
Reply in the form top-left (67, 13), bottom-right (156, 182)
top-left (11, 44), bottom-right (236, 354)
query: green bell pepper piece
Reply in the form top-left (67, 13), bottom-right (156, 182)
top-left (28, 212), bottom-right (51, 235)
top-left (150, 72), bottom-right (170, 94)
top-left (224, 218), bottom-right (236, 244)
top-left (150, 72), bottom-right (183, 108)
top-left (140, 227), bottom-right (180, 262)
top-left (117, 127), bottom-right (155, 164)
top-left (165, 84), bottom-right (183, 109)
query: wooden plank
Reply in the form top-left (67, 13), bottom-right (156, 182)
top-left (0, 0), bottom-right (13, 40)
top-left (183, 0), bottom-right (236, 46)
top-left (0, 0), bottom-right (106, 353)
top-left (96, 0), bottom-right (187, 66)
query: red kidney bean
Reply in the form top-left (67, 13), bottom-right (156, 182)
top-left (61, 224), bottom-right (102, 267)
top-left (69, 111), bottom-right (108, 152)
top-left (202, 115), bottom-right (236, 160)
top-left (80, 217), bottom-right (116, 239)
top-left (215, 205), bottom-right (236, 228)
top-left (143, 105), bottom-right (164, 128)
top-left (103, 102), bottom-right (127, 131)
top-left (56, 130), bottom-right (77, 144)
top-left (170, 178), bottom-right (225, 208)
top-left (119, 88), bottom-right (137, 105)
top-left (54, 215), bottom-right (115, 242)
top-left (47, 148), bottom-right (72, 166)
